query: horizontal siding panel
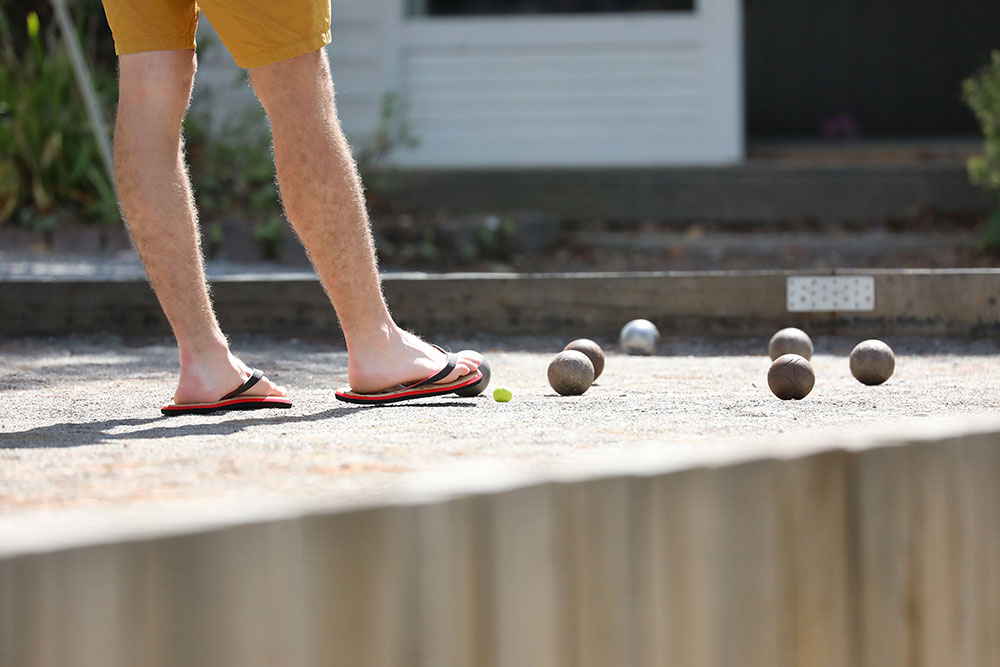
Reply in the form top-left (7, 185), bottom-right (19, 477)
top-left (392, 8), bottom-right (742, 167)
top-left (329, 24), bottom-right (382, 59)
top-left (411, 117), bottom-right (705, 136)
top-left (330, 0), bottom-right (381, 22)
top-left (194, 4), bottom-right (741, 166)
top-left (402, 15), bottom-right (701, 46)
top-left (407, 88), bottom-right (702, 106)
top-left (330, 64), bottom-right (384, 93)
top-left (402, 44), bottom-right (705, 126)
top-left (409, 70), bottom-right (700, 89)
top-left (404, 50), bottom-right (703, 84)
top-left (408, 103), bottom-right (702, 122)
top-left (338, 99), bottom-right (384, 138)
top-left (328, 5), bottom-right (386, 139)
top-left (393, 134), bottom-right (719, 167)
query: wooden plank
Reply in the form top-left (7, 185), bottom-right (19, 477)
top-left (713, 461), bottom-right (786, 667)
top-left (850, 446), bottom-right (913, 667)
top-left (776, 452), bottom-right (852, 667)
top-left (837, 270), bottom-right (1000, 337)
top-left (631, 468), bottom-right (721, 667)
top-left (561, 477), bottom-right (636, 667)
top-left (488, 483), bottom-right (570, 667)
top-left (411, 497), bottom-right (490, 666)
top-left (915, 434), bottom-right (1000, 666)
top-left (907, 442), bottom-right (964, 666)
top-left (6, 270), bottom-right (1000, 337)
top-left (2, 430), bottom-right (1000, 665)
top-left (298, 507), bottom-right (418, 666)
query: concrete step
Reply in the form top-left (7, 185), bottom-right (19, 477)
top-left (383, 163), bottom-right (991, 222)
top-left (553, 230), bottom-right (987, 272)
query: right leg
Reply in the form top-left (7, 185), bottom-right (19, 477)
top-left (248, 50), bottom-right (481, 394)
top-left (114, 50), bottom-right (285, 405)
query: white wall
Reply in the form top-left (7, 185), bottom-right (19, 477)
top-left (192, 0), bottom-right (389, 143)
top-left (193, 0), bottom-right (744, 168)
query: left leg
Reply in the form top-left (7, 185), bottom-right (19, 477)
top-left (113, 50), bottom-right (287, 406)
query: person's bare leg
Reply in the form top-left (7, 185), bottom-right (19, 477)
top-left (249, 50), bottom-right (480, 393)
top-left (115, 50), bottom-right (286, 404)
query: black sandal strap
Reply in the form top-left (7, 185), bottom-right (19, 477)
top-left (221, 369), bottom-right (264, 400)
top-left (408, 347), bottom-right (458, 389)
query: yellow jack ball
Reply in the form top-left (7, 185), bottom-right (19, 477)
top-left (493, 387), bottom-right (512, 402)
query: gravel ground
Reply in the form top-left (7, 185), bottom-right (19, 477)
top-left (2, 334), bottom-right (999, 523)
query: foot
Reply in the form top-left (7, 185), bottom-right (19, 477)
top-left (173, 347), bottom-right (288, 406)
top-left (346, 326), bottom-right (482, 394)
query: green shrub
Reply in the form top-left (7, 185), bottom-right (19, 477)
top-left (962, 50), bottom-right (1000, 249)
top-left (184, 101), bottom-right (285, 260)
top-left (355, 92), bottom-right (420, 210)
top-left (0, 6), bottom-right (118, 227)
top-left (184, 104), bottom-right (278, 224)
top-left (252, 217), bottom-right (285, 260)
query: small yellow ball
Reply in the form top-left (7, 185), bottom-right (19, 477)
top-left (493, 387), bottom-right (512, 402)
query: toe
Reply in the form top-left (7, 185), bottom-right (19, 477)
top-left (437, 354), bottom-right (481, 385)
top-left (449, 350), bottom-right (483, 383)
top-left (441, 363), bottom-right (470, 384)
top-left (458, 349), bottom-right (484, 367)
top-left (262, 377), bottom-right (289, 398)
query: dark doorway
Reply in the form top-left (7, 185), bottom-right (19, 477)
top-left (745, 0), bottom-right (1000, 139)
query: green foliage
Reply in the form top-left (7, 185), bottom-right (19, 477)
top-left (184, 87), bottom-right (419, 260)
top-left (184, 100), bottom-right (286, 260)
top-left (0, 5), bottom-right (118, 226)
top-left (204, 221), bottom-right (225, 258)
top-left (355, 92), bottom-right (420, 207)
top-left (962, 50), bottom-right (1000, 249)
top-left (252, 217), bottom-right (285, 260)
top-left (185, 105), bottom-right (278, 216)
top-left (356, 92), bottom-right (420, 173)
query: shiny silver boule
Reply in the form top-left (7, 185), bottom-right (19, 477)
top-left (619, 319), bottom-right (660, 356)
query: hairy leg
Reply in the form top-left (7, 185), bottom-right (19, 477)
top-left (115, 50), bottom-right (285, 404)
top-left (249, 50), bottom-right (480, 392)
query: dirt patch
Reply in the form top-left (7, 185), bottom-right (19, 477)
top-left (2, 333), bottom-right (998, 521)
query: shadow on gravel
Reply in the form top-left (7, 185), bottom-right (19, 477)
top-left (0, 408), bottom-right (357, 450)
top-left (378, 401), bottom-right (480, 409)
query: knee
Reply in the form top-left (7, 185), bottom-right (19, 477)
top-left (117, 50), bottom-right (197, 125)
top-left (249, 49), bottom-right (331, 118)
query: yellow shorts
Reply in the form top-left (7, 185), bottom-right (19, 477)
top-left (101, 0), bottom-right (331, 69)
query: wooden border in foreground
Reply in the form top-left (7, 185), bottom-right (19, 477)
top-left (2, 417), bottom-right (999, 667)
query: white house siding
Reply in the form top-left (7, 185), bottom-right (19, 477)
top-left (193, 0), bottom-right (743, 168)
top-left (394, 1), bottom-right (743, 167)
top-left (193, 0), bottom-right (388, 142)
top-left (327, 1), bottom-right (393, 140)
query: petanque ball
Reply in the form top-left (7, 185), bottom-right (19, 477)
top-left (547, 350), bottom-right (594, 396)
top-left (619, 319), bottom-right (660, 356)
top-left (768, 327), bottom-right (814, 361)
top-left (454, 356), bottom-right (491, 397)
top-left (563, 339), bottom-right (605, 380)
top-left (850, 339), bottom-right (895, 385)
top-left (767, 353), bottom-right (815, 400)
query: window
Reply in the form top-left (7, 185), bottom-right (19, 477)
top-left (409, 0), bottom-right (695, 16)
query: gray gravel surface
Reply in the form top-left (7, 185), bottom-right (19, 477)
top-left (2, 334), bottom-right (999, 522)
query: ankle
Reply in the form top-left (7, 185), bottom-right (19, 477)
top-left (345, 319), bottom-right (400, 353)
top-left (177, 331), bottom-right (230, 366)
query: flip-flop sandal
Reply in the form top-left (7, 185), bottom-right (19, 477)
top-left (335, 347), bottom-right (483, 405)
top-left (161, 369), bottom-right (292, 416)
